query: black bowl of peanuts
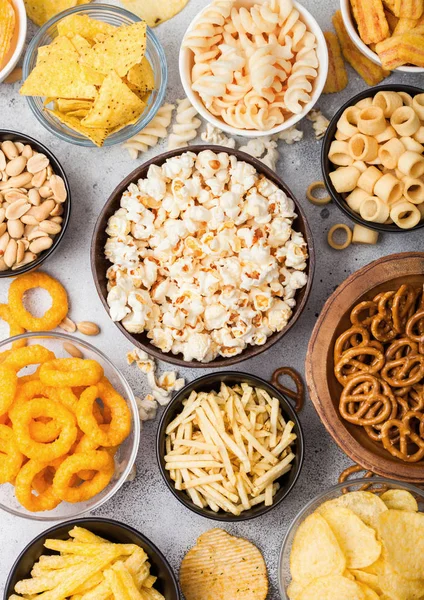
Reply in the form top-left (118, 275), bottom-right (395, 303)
top-left (157, 371), bottom-right (305, 522)
top-left (321, 84), bottom-right (424, 235)
top-left (0, 131), bottom-right (71, 276)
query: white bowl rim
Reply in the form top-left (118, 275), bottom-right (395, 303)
top-left (340, 0), bottom-right (424, 74)
top-left (179, 0), bottom-right (329, 138)
top-left (0, 331), bottom-right (140, 521)
top-left (0, 0), bottom-right (27, 84)
top-left (277, 476), bottom-right (424, 599)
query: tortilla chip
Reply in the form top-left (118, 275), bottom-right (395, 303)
top-left (80, 65), bottom-right (105, 86)
top-left (79, 21), bottom-right (146, 76)
top-left (57, 13), bottom-right (115, 40)
top-left (121, 0), bottom-right (189, 27)
top-left (24, 0), bottom-right (92, 27)
top-left (36, 36), bottom-right (78, 64)
top-left (20, 41), bottom-right (97, 99)
top-left (81, 70), bottom-right (145, 128)
top-left (56, 98), bottom-right (93, 112)
top-left (127, 56), bottom-right (155, 92)
top-left (46, 109), bottom-right (109, 147)
top-left (66, 108), bottom-right (90, 118)
top-left (0, 0), bottom-right (16, 69)
top-left (70, 33), bottom-right (92, 55)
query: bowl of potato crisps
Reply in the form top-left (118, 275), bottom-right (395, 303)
top-left (157, 371), bottom-right (304, 521)
top-left (4, 517), bottom-right (180, 599)
top-left (322, 84), bottom-right (424, 233)
top-left (21, 3), bottom-right (167, 147)
top-left (0, 332), bottom-right (140, 520)
top-left (341, 0), bottom-right (424, 73)
top-left (0, 0), bottom-right (26, 84)
top-left (278, 477), bottom-right (424, 600)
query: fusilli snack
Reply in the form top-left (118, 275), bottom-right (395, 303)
top-left (168, 98), bottom-right (202, 150)
top-left (328, 90), bottom-right (424, 230)
top-left (183, 0), bottom-right (319, 131)
top-left (123, 103), bottom-right (175, 159)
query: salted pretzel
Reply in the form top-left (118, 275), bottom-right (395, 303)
top-left (381, 411), bottom-right (424, 463)
top-left (406, 309), bottom-right (424, 344)
top-left (333, 326), bottom-right (370, 364)
top-left (381, 355), bottom-right (424, 388)
top-left (350, 301), bottom-right (378, 328)
top-left (334, 345), bottom-right (385, 385)
top-left (339, 374), bottom-right (396, 427)
top-left (392, 284), bottom-right (417, 333)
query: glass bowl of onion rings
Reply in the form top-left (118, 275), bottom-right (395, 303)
top-left (0, 332), bottom-right (140, 521)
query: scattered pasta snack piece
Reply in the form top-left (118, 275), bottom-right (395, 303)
top-left (352, 224), bottom-right (379, 243)
top-left (168, 98), bottom-right (202, 150)
top-left (327, 224), bottom-right (353, 250)
top-left (123, 103), bottom-right (175, 159)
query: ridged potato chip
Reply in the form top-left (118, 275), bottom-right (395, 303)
top-left (317, 491), bottom-right (388, 529)
top-left (290, 513), bottom-right (346, 585)
top-left (378, 560), bottom-right (424, 600)
top-left (357, 582), bottom-right (380, 600)
top-left (350, 569), bottom-right (382, 595)
top-left (0, 0), bottom-right (15, 69)
top-left (319, 506), bottom-right (381, 569)
top-left (121, 0), bottom-right (189, 27)
top-left (378, 510), bottom-right (424, 579)
top-left (380, 489), bottom-right (419, 512)
top-left (298, 575), bottom-right (365, 600)
top-left (24, 0), bottom-right (92, 27)
top-left (180, 528), bottom-right (268, 600)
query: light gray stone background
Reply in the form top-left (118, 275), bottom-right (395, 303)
top-left (0, 0), bottom-right (423, 596)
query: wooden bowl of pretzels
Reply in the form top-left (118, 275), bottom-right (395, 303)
top-left (306, 251), bottom-right (424, 483)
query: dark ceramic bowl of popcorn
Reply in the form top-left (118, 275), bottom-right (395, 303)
top-left (91, 145), bottom-right (314, 368)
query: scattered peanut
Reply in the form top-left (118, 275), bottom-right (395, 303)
top-left (77, 321), bottom-right (100, 336)
top-left (0, 140), bottom-right (67, 270)
top-left (59, 316), bottom-right (77, 333)
top-left (63, 342), bottom-right (83, 359)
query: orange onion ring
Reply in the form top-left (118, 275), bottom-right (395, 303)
top-left (0, 424), bottom-right (24, 484)
top-left (0, 365), bottom-right (17, 416)
top-left (39, 358), bottom-right (104, 388)
top-left (53, 450), bottom-right (114, 503)
top-left (15, 459), bottom-right (61, 512)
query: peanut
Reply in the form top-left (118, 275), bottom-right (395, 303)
top-left (29, 236), bottom-right (53, 253)
top-left (4, 238), bottom-right (17, 267)
top-left (27, 153), bottom-right (50, 174)
top-left (59, 316), bottom-right (77, 333)
top-left (77, 321), bottom-right (100, 336)
top-left (1, 141), bottom-right (18, 160)
top-left (5, 156), bottom-right (26, 177)
top-left (63, 342), bottom-right (83, 359)
top-left (7, 219), bottom-right (24, 239)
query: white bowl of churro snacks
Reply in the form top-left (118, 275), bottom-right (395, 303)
top-left (341, 0), bottom-right (424, 73)
top-left (323, 85), bottom-right (424, 233)
top-left (95, 147), bottom-right (312, 367)
top-left (179, 0), bottom-right (328, 136)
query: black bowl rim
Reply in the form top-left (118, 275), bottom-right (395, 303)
top-left (3, 516), bottom-right (180, 600)
top-left (91, 144), bottom-right (315, 368)
top-left (0, 130), bottom-right (71, 276)
top-left (156, 371), bottom-right (305, 522)
top-left (321, 84), bottom-right (424, 234)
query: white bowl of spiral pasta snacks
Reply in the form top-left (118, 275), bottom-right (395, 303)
top-left (91, 146), bottom-right (314, 368)
top-left (179, 0), bottom-right (328, 137)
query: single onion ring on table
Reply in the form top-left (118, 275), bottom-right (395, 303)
top-left (8, 272), bottom-right (68, 331)
top-left (39, 358), bottom-right (104, 388)
top-left (53, 450), bottom-right (115, 503)
top-left (15, 458), bottom-right (62, 512)
top-left (0, 424), bottom-right (23, 484)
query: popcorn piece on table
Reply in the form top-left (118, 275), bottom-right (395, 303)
top-left (239, 137), bottom-right (280, 170)
top-left (123, 103), bottom-right (175, 159)
top-left (274, 126), bottom-right (304, 145)
top-left (201, 123), bottom-right (236, 148)
top-left (307, 109), bottom-right (330, 140)
top-left (168, 98), bottom-right (202, 150)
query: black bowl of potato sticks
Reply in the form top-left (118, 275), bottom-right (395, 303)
top-left (157, 372), bottom-right (305, 521)
top-left (4, 517), bottom-right (180, 600)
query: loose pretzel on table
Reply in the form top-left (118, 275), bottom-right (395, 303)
top-left (271, 367), bottom-right (305, 412)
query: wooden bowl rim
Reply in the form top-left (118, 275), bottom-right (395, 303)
top-left (91, 145), bottom-right (315, 368)
top-left (306, 251), bottom-right (424, 482)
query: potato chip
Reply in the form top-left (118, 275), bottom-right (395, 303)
top-left (357, 582), bottom-right (380, 600)
top-left (290, 513), bottom-right (346, 585)
top-left (81, 71), bottom-right (145, 129)
top-left (317, 491), bottom-right (388, 529)
top-left (298, 575), bottom-right (365, 600)
top-left (180, 529), bottom-right (268, 600)
top-left (121, 0), bottom-right (189, 27)
top-left (378, 510), bottom-right (424, 579)
top-left (380, 489), bottom-right (419, 512)
top-left (378, 559), bottom-right (424, 600)
top-left (287, 580), bottom-right (304, 600)
top-left (57, 13), bottom-right (115, 40)
top-left (24, 0), bottom-right (92, 27)
top-left (46, 110), bottom-right (109, 147)
top-left (80, 21), bottom-right (146, 77)
top-left (319, 506), bottom-right (382, 569)
top-left (0, 0), bottom-right (15, 69)
top-left (127, 57), bottom-right (155, 92)
top-left (350, 569), bottom-right (382, 594)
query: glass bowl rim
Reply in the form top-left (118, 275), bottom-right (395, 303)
top-left (0, 331), bottom-right (140, 521)
top-left (22, 3), bottom-right (168, 148)
top-left (277, 476), bottom-right (424, 599)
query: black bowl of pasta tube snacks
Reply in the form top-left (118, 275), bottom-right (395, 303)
top-left (91, 146), bottom-right (314, 368)
top-left (0, 131), bottom-right (71, 276)
top-left (4, 517), bottom-right (180, 600)
top-left (322, 84), bottom-right (424, 233)
top-left (156, 371), bottom-right (305, 522)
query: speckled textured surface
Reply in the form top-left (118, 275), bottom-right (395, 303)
top-left (0, 0), bottom-right (423, 597)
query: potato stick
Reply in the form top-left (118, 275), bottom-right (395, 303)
top-left (245, 404), bottom-right (267, 413)
top-left (167, 446), bottom-right (190, 456)
top-left (103, 568), bottom-right (130, 600)
top-left (173, 439), bottom-right (218, 452)
top-left (255, 430), bottom-right (271, 438)
top-left (32, 554), bottom-right (84, 573)
top-left (324, 31), bottom-right (348, 93)
top-left (265, 484), bottom-right (274, 506)
top-left (202, 399), bottom-right (225, 432)
top-left (231, 417), bottom-right (251, 472)
top-left (142, 588), bottom-right (166, 600)
top-left (191, 467), bottom-right (239, 502)
top-left (236, 474), bottom-right (251, 510)
top-left (165, 437), bottom-right (172, 455)
top-left (165, 397), bottom-right (201, 434)
top-left (165, 453), bottom-right (216, 462)
top-left (272, 433), bottom-right (297, 457)
top-left (182, 474), bottom-right (223, 489)
top-left (176, 422), bottom-right (185, 441)
top-left (270, 397), bottom-right (279, 448)
top-left (15, 564), bottom-right (81, 594)
top-left (252, 453), bottom-right (295, 496)
top-left (197, 484), bottom-right (241, 515)
top-left (134, 563), bottom-right (151, 588)
top-left (69, 527), bottom-right (108, 544)
top-left (206, 395), bottom-right (226, 431)
top-left (207, 499), bottom-right (220, 512)
top-left (233, 396), bottom-right (252, 431)
top-left (241, 385), bottom-right (253, 406)
top-left (75, 580), bottom-right (111, 600)
top-left (44, 540), bottom-right (136, 556)
top-left (333, 10), bottom-right (390, 83)
top-left (220, 382), bottom-right (231, 400)
top-left (165, 460), bottom-right (222, 469)
top-left (124, 548), bottom-right (148, 574)
top-left (240, 426), bottom-right (278, 465)
top-left (248, 411), bottom-right (256, 461)
top-left (196, 407), bottom-right (236, 485)
top-left (180, 468), bottom-right (206, 508)
top-left (225, 395), bottom-right (234, 424)
top-left (112, 561), bottom-right (144, 600)
top-left (175, 468), bottom-right (183, 490)
top-left (73, 572), bottom-right (104, 594)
